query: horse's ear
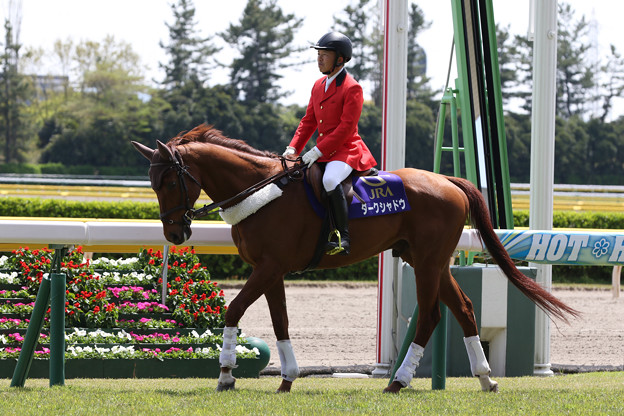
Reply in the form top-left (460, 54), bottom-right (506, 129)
top-left (156, 140), bottom-right (175, 162)
top-left (132, 141), bottom-right (155, 161)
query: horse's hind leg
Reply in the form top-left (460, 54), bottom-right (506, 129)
top-left (439, 268), bottom-right (498, 392)
top-left (264, 279), bottom-right (299, 393)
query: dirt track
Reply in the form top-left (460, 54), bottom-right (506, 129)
top-left (223, 283), bottom-right (624, 372)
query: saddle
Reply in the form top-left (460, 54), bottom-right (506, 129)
top-left (305, 163), bottom-right (378, 206)
top-left (295, 163), bottom-right (378, 273)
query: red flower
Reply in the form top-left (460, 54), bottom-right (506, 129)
top-left (93, 306), bottom-right (100, 313)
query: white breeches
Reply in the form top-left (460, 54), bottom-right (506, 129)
top-left (323, 160), bottom-right (353, 192)
top-left (276, 339), bottom-right (300, 382)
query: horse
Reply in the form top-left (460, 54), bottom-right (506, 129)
top-left (132, 124), bottom-right (578, 394)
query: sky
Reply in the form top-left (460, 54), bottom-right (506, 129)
top-left (6, 0), bottom-right (624, 117)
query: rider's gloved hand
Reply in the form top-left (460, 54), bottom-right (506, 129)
top-left (302, 146), bottom-right (322, 168)
top-left (282, 146), bottom-right (296, 157)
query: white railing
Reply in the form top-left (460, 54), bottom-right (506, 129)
top-left (0, 218), bottom-right (620, 297)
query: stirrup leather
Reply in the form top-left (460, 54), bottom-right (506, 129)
top-left (326, 229), bottom-right (346, 255)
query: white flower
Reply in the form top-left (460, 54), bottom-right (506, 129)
top-left (95, 347), bottom-right (111, 355)
top-left (235, 345), bottom-right (251, 354)
top-left (201, 329), bottom-right (213, 337)
top-left (191, 330), bottom-right (199, 339)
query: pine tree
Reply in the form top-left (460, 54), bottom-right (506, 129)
top-left (556, 3), bottom-right (595, 119)
top-left (222, 0), bottom-right (303, 104)
top-left (406, 4), bottom-right (432, 101)
top-left (0, 18), bottom-right (30, 163)
top-left (159, 0), bottom-right (219, 90)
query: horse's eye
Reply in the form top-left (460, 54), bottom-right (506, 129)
top-left (167, 181), bottom-right (177, 189)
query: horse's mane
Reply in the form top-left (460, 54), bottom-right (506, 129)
top-left (168, 124), bottom-right (278, 159)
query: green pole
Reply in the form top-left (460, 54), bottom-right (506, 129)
top-left (10, 274), bottom-right (51, 387)
top-left (49, 272), bottom-right (66, 386)
top-left (431, 306), bottom-right (448, 390)
top-left (434, 98), bottom-right (448, 173)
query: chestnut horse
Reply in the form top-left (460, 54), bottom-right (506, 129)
top-left (133, 124), bottom-right (577, 394)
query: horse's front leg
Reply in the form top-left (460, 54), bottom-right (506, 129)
top-left (384, 263), bottom-right (441, 394)
top-left (264, 278), bottom-right (299, 393)
top-left (216, 263), bottom-right (282, 392)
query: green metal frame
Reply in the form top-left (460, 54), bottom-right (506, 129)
top-left (11, 245), bottom-right (69, 387)
top-left (390, 0), bottom-right (514, 391)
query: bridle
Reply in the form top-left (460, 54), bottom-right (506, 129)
top-left (151, 149), bottom-right (306, 226)
top-left (150, 150), bottom-right (201, 227)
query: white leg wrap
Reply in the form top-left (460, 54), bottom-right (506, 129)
top-left (276, 339), bottom-right (299, 382)
top-left (464, 335), bottom-right (498, 392)
top-left (463, 335), bottom-right (491, 377)
top-left (393, 343), bottom-right (425, 387)
top-left (219, 326), bottom-right (238, 368)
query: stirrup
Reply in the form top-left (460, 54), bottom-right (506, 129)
top-left (326, 229), bottom-right (346, 255)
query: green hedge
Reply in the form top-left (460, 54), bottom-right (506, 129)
top-left (0, 198), bottom-right (619, 283)
top-left (0, 163), bottom-right (147, 176)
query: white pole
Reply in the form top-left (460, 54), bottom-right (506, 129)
top-left (373, 0), bottom-right (408, 378)
top-left (161, 245), bottom-right (170, 306)
top-left (529, 0), bottom-right (557, 377)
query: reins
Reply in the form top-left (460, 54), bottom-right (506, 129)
top-left (190, 156), bottom-right (306, 220)
top-left (152, 151), bottom-right (306, 224)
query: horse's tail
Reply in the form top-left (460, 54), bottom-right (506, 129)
top-left (447, 176), bottom-right (580, 322)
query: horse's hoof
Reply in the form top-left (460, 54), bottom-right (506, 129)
top-left (383, 381), bottom-right (403, 394)
top-left (486, 381), bottom-right (499, 393)
top-left (276, 379), bottom-right (292, 393)
top-left (479, 376), bottom-right (499, 393)
top-left (216, 381), bottom-right (236, 392)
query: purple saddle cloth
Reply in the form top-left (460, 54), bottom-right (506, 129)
top-left (304, 171), bottom-right (411, 219)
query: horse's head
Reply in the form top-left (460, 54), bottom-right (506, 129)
top-left (132, 140), bottom-right (202, 245)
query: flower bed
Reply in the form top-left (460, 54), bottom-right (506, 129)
top-left (0, 247), bottom-right (269, 379)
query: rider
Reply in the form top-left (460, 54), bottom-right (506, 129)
top-left (283, 31), bottom-right (377, 255)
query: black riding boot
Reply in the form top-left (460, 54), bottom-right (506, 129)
top-left (326, 185), bottom-right (350, 255)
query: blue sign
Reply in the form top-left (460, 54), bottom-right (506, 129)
top-left (494, 229), bottom-right (624, 265)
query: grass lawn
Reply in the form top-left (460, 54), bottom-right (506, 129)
top-left (1, 372), bottom-right (623, 415)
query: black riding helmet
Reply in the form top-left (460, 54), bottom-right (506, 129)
top-left (312, 32), bottom-right (352, 74)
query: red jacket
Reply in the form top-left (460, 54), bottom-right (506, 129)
top-left (289, 70), bottom-right (377, 171)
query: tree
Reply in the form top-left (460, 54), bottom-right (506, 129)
top-left (332, 0), bottom-right (375, 83)
top-left (556, 3), bottom-right (595, 119)
top-left (158, 0), bottom-right (220, 138)
top-left (0, 17), bottom-right (33, 164)
top-left (496, 26), bottom-right (532, 114)
top-left (39, 37), bottom-right (161, 169)
top-left (222, 0), bottom-right (304, 105)
top-left (598, 45), bottom-right (624, 122)
top-left (159, 0), bottom-right (219, 90)
top-left (406, 3), bottom-right (433, 101)
top-left (333, 0), bottom-right (384, 105)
